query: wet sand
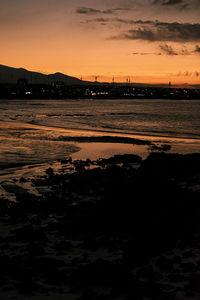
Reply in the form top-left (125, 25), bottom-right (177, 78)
top-left (1, 120), bottom-right (200, 170)
top-left (0, 123), bottom-right (199, 191)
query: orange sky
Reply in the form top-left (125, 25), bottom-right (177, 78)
top-left (0, 0), bottom-right (200, 84)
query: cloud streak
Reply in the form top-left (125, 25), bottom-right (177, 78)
top-left (132, 44), bottom-right (200, 56)
top-left (76, 7), bottom-right (128, 15)
top-left (194, 44), bottom-right (200, 53)
top-left (109, 20), bottom-right (200, 42)
top-left (177, 71), bottom-right (200, 77)
top-left (159, 44), bottom-right (178, 55)
top-left (153, 0), bottom-right (186, 5)
top-left (152, 0), bottom-right (189, 9)
top-left (162, 0), bottom-right (185, 5)
top-left (152, 0), bottom-right (200, 10)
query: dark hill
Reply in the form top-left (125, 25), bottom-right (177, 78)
top-left (0, 64), bottom-right (89, 85)
top-left (0, 64), bottom-right (199, 89)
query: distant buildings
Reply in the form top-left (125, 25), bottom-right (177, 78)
top-left (0, 78), bottom-right (199, 100)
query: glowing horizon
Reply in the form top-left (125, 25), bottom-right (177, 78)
top-left (0, 0), bottom-right (200, 85)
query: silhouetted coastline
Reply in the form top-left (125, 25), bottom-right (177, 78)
top-left (0, 65), bottom-right (200, 100)
top-left (1, 82), bottom-right (200, 100)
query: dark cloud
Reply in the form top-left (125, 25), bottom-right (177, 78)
top-left (159, 44), bottom-right (178, 55)
top-left (179, 3), bottom-right (190, 9)
top-left (83, 18), bottom-right (154, 25)
top-left (152, 0), bottom-right (190, 10)
top-left (153, 0), bottom-right (186, 5)
top-left (82, 17), bottom-right (200, 44)
top-left (132, 44), bottom-right (193, 56)
top-left (159, 44), bottom-right (192, 55)
top-left (177, 71), bottom-right (200, 77)
top-left (110, 20), bottom-right (200, 42)
top-left (162, 0), bottom-right (185, 5)
top-left (114, 7), bottom-right (129, 11)
top-left (178, 71), bottom-right (193, 76)
top-left (76, 7), bottom-right (128, 15)
top-left (185, 71), bottom-right (192, 76)
top-left (76, 7), bottom-right (113, 14)
top-left (132, 52), bottom-right (163, 55)
top-left (132, 52), bottom-right (151, 55)
top-left (114, 19), bottom-right (154, 25)
top-left (152, 0), bottom-right (200, 10)
top-left (194, 45), bottom-right (200, 53)
top-left (84, 18), bottom-right (109, 23)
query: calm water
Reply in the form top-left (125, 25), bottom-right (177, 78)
top-left (0, 98), bottom-right (200, 168)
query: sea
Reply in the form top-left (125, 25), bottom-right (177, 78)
top-left (0, 98), bottom-right (200, 171)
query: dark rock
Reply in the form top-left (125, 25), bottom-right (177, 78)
top-left (156, 256), bottom-right (174, 271)
top-left (45, 167), bottom-right (54, 175)
top-left (0, 198), bottom-right (10, 215)
top-left (97, 154), bottom-right (142, 166)
top-left (0, 254), bottom-right (19, 276)
top-left (19, 177), bottom-right (28, 183)
top-left (53, 240), bottom-right (72, 252)
top-left (17, 271), bottom-right (41, 295)
top-left (71, 259), bottom-right (132, 287)
top-left (34, 257), bottom-right (67, 285)
top-left (184, 273), bottom-right (200, 293)
top-left (78, 289), bottom-right (109, 300)
top-left (11, 225), bottom-right (47, 242)
top-left (1, 184), bottom-right (28, 197)
top-left (149, 144), bottom-right (171, 152)
top-left (171, 255), bottom-right (181, 264)
top-left (168, 273), bottom-right (185, 282)
top-left (27, 242), bottom-right (45, 256)
top-left (180, 262), bottom-right (196, 273)
top-left (182, 250), bottom-right (195, 259)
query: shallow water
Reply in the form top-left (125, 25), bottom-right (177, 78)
top-left (0, 98), bottom-right (200, 169)
top-left (1, 98), bottom-right (200, 138)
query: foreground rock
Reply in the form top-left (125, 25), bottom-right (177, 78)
top-left (0, 153), bottom-right (200, 299)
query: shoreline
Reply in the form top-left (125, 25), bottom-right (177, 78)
top-left (0, 119), bottom-right (200, 174)
top-left (1, 136), bottom-right (200, 188)
top-left (1, 119), bottom-right (200, 142)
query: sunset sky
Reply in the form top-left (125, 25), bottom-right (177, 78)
top-left (0, 0), bottom-right (200, 84)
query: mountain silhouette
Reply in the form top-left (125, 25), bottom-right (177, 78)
top-left (0, 64), bottom-right (199, 89)
top-left (0, 65), bottom-right (89, 85)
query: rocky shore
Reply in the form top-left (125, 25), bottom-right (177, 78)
top-left (0, 152), bottom-right (200, 299)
